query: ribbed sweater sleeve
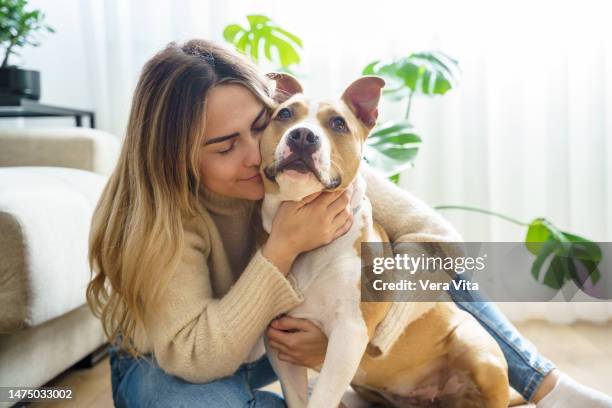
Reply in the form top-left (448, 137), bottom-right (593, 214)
top-left (143, 217), bottom-right (304, 383)
top-left (361, 163), bottom-right (463, 243)
top-left (361, 164), bottom-right (465, 356)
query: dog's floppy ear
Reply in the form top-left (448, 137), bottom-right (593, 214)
top-left (341, 76), bottom-right (385, 129)
top-left (267, 72), bottom-right (303, 103)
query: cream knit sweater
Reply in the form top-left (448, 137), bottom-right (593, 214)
top-left (129, 164), bottom-right (462, 384)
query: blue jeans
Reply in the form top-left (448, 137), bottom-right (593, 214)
top-left (109, 345), bottom-right (285, 407)
top-left (110, 297), bottom-right (555, 406)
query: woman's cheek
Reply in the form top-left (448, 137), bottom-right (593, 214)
top-left (223, 153), bottom-right (243, 181)
top-left (199, 153), bottom-right (229, 190)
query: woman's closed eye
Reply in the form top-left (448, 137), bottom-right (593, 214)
top-left (219, 126), bottom-right (265, 154)
top-left (218, 142), bottom-right (235, 155)
top-left (251, 124), bottom-right (267, 135)
top-left (251, 110), bottom-right (271, 134)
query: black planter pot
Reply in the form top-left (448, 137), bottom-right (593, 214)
top-left (0, 67), bottom-right (41, 102)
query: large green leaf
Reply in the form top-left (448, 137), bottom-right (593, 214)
top-left (525, 218), bottom-right (602, 290)
top-left (367, 120), bottom-right (420, 143)
top-left (562, 232), bottom-right (602, 287)
top-left (223, 24), bottom-right (244, 43)
top-left (368, 119), bottom-right (415, 139)
top-left (363, 144), bottom-right (418, 177)
top-left (525, 218), bottom-right (551, 255)
top-left (544, 256), bottom-right (570, 289)
top-left (362, 51), bottom-right (459, 100)
top-left (222, 15), bottom-right (302, 69)
top-left (530, 236), bottom-right (557, 283)
top-left (363, 119), bottom-right (421, 178)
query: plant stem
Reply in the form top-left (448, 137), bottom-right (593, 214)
top-left (2, 43), bottom-right (14, 68)
top-left (404, 90), bottom-right (414, 120)
top-left (434, 205), bottom-right (529, 226)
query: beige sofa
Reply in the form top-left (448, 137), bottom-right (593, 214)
top-left (0, 127), bottom-right (120, 407)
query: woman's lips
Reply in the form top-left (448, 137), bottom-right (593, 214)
top-left (244, 174), bottom-right (262, 182)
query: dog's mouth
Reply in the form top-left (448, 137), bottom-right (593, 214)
top-left (280, 155), bottom-right (315, 174)
top-left (264, 153), bottom-right (341, 189)
top-left (265, 153), bottom-right (317, 178)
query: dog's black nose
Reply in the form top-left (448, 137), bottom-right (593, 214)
top-left (287, 127), bottom-right (320, 152)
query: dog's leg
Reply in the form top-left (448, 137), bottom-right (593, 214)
top-left (444, 315), bottom-right (509, 408)
top-left (264, 335), bottom-right (309, 408)
top-left (307, 321), bottom-right (369, 408)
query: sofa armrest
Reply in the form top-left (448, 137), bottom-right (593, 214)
top-left (0, 167), bottom-right (107, 333)
top-left (0, 127), bottom-right (120, 176)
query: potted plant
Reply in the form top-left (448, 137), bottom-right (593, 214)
top-left (0, 0), bottom-right (54, 102)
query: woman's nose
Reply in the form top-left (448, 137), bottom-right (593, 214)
top-left (244, 134), bottom-right (261, 167)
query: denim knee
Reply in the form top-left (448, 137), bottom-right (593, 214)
top-left (109, 346), bottom-right (120, 405)
top-left (111, 350), bottom-right (284, 407)
top-left (251, 390), bottom-right (286, 407)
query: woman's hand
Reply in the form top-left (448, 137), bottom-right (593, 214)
top-left (266, 315), bottom-right (328, 369)
top-left (263, 188), bottom-right (354, 275)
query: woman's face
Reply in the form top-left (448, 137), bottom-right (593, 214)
top-left (199, 83), bottom-right (270, 200)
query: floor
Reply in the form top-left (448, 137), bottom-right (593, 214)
top-left (30, 320), bottom-right (612, 407)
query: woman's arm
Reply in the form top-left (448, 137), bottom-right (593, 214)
top-left (361, 163), bottom-right (462, 243)
top-left (361, 163), bottom-right (465, 355)
top-left (141, 215), bottom-right (304, 384)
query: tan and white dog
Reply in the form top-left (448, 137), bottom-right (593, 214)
top-left (259, 73), bottom-right (509, 408)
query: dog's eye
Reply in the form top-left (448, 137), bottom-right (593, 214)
top-left (275, 107), bottom-right (292, 121)
top-left (330, 116), bottom-right (348, 132)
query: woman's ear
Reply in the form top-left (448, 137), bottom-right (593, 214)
top-left (267, 72), bottom-right (303, 103)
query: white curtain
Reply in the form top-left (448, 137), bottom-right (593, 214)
top-left (74, 0), bottom-right (612, 322)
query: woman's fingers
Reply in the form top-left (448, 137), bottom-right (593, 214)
top-left (267, 326), bottom-right (291, 341)
top-left (300, 191), bottom-right (322, 205)
top-left (316, 189), bottom-right (346, 207)
top-left (268, 332), bottom-right (301, 364)
top-left (267, 318), bottom-right (329, 368)
top-left (267, 324), bottom-right (309, 350)
top-left (326, 189), bottom-right (351, 215)
top-left (271, 316), bottom-right (313, 331)
top-left (332, 199), bottom-right (353, 225)
top-left (268, 340), bottom-right (292, 355)
top-left (278, 352), bottom-right (299, 364)
top-left (269, 187), bottom-right (355, 256)
top-left (333, 214), bottom-right (354, 239)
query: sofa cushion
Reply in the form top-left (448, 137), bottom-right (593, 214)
top-left (0, 127), bottom-right (120, 176)
top-left (0, 166), bottom-right (107, 332)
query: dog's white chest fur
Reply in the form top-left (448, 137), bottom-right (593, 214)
top-left (261, 172), bottom-right (372, 330)
top-left (279, 197), bottom-right (369, 336)
top-left (261, 171), bottom-right (380, 408)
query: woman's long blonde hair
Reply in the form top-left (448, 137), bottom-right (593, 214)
top-left (87, 39), bottom-right (275, 357)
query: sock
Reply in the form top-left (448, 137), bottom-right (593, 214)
top-left (537, 372), bottom-right (612, 408)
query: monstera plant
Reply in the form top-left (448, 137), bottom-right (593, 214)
top-left (362, 52), bottom-right (459, 182)
top-left (222, 16), bottom-right (604, 295)
top-left (223, 15), bottom-right (302, 71)
top-left (434, 206), bottom-right (603, 294)
top-left (222, 16), bottom-right (460, 184)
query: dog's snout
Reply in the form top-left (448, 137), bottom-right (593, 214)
top-left (288, 128), bottom-right (320, 151)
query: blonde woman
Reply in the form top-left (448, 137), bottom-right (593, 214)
top-left (87, 39), bottom-right (610, 407)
